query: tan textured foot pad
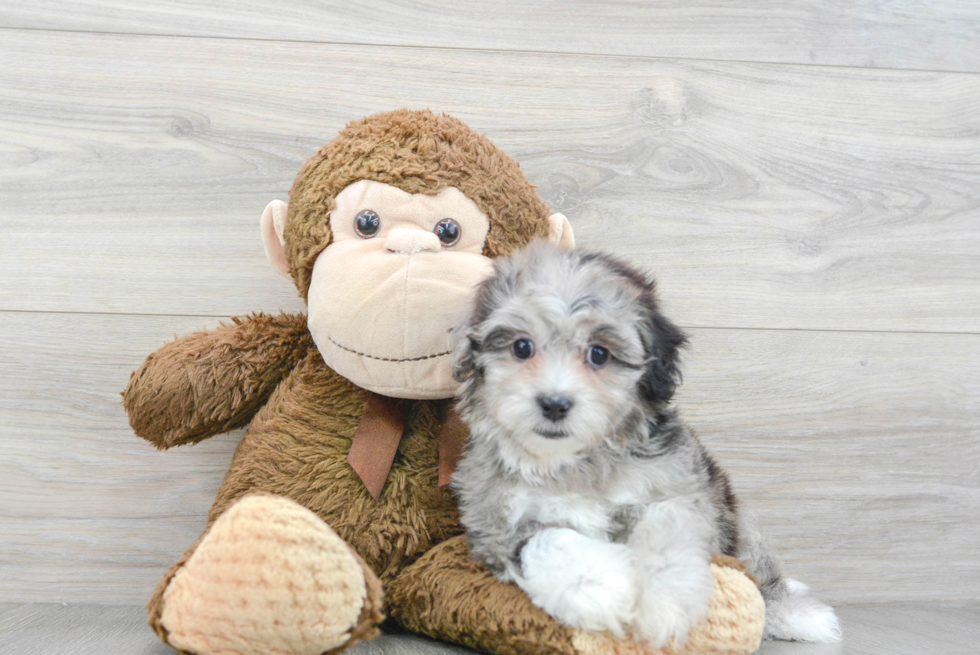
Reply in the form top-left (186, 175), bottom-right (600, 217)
top-left (161, 494), bottom-right (376, 655)
top-left (571, 562), bottom-right (765, 655)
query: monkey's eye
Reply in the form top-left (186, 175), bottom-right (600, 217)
top-left (512, 338), bottom-right (535, 361)
top-left (434, 218), bottom-right (461, 247)
top-left (586, 345), bottom-right (610, 368)
top-left (354, 209), bottom-right (381, 238)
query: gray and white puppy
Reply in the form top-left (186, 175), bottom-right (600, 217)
top-left (450, 243), bottom-right (841, 648)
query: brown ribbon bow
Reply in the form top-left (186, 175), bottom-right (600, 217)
top-left (346, 393), bottom-right (469, 501)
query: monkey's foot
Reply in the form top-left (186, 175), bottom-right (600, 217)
top-left (160, 494), bottom-right (383, 655)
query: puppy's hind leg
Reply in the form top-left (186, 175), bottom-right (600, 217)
top-left (738, 513), bottom-right (842, 643)
top-left (764, 577), bottom-right (842, 642)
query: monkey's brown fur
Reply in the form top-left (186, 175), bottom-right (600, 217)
top-left (286, 110), bottom-right (552, 299)
top-left (124, 110), bottom-right (764, 655)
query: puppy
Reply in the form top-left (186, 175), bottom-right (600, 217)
top-left (449, 243), bottom-right (841, 647)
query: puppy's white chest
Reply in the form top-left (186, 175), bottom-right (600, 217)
top-left (507, 488), bottom-right (610, 538)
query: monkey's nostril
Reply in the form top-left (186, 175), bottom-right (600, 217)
top-left (537, 395), bottom-right (573, 421)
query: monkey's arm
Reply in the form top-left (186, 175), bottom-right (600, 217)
top-left (390, 535), bottom-right (766, 655)
top-left (123, 312), bottom-right (313, 449)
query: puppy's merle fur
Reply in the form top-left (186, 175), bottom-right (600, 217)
top-left (450, 243), bottom-right (841, 647)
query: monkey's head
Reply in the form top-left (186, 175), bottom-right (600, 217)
top-left (261, 110), bottom-right (574, 399)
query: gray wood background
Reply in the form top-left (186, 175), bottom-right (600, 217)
top-left (1, 0), bottom-right (978, 619)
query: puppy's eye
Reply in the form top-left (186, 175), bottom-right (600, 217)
top-left (434, 218), bottom-right (461, 247)
top-left (512, 338), bottom-right (535, 361)
top-left (354, 209), bottom-right (381, 238)
top-left (586, 345), bottom-right (610, 368)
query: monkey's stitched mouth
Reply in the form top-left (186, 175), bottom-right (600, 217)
top-left (326, 335), bottom-right (451, 363)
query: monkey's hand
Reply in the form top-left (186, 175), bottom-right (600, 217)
top-left (517, 527), bottom-right (637, 638)
top-left (123, 312), bottom-right (312, 449)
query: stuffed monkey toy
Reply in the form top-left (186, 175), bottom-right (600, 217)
top-left (123, 109), bottom-right (764, 655)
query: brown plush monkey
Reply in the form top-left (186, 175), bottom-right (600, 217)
top-left (123, 110), bottom-right (764, 655)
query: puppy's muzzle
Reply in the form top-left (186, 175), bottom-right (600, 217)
top-left (537, 394), bottom-right (573, 422)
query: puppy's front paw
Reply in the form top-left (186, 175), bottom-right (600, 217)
top-left (633, 593), bottom-right (696, 648)
top-left (633, 565), bottom-right (714, 648)
top-left (519, 528), bottom-right (637, 637)
top-left (545, 569), bottom-right (637, 637)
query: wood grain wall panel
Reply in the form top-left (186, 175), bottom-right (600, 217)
top-left (1, 1), bottom-right (979, 72)
top-left (0, 312), bottom-right (240, 602)
top-left (1, 311), bottom-right (977, 603)
top-left (1, 1), bottom-right (977, 613)
top-left (1, 30), bottom-right (977, 332)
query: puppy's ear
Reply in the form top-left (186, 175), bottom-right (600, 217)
top-left (452, 274), bottom-right (501, 384)
top-left (638, 296), bottom-right (688, 406)
top-left (450, 321), bottom-right (479, 383)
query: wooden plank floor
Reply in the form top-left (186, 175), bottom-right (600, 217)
top-left (1, 1), bottom-right (979, 652)
top-left (2, 602), bottom-right (979, 655)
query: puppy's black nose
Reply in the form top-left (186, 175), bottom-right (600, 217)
top-left (538, 395), bottom-right (573, 421)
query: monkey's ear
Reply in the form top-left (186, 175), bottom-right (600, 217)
top-left (548, 213), bottom-right (575, 250)
top-left (261, 200), bottom-right (291, 277)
